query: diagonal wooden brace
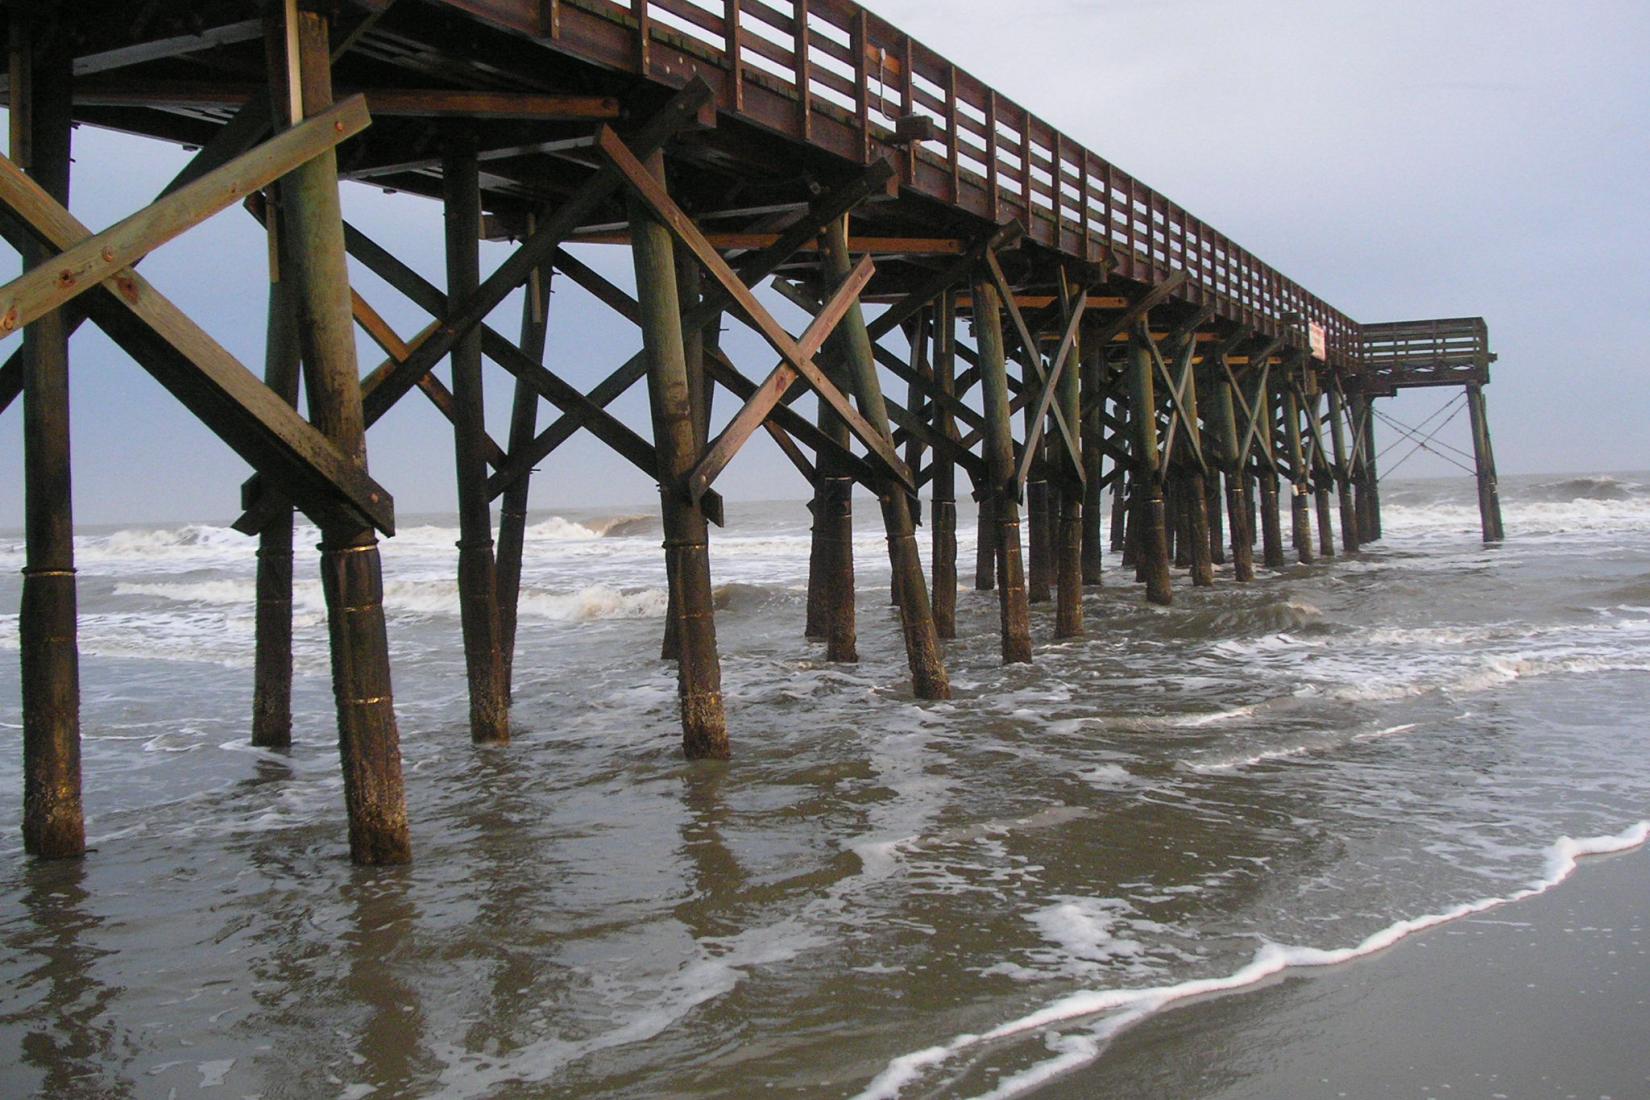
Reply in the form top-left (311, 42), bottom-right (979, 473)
top-left (982, 247), bottom-right (1082, 477)
top-left (596, 126), bottom-right (914, 494)
top-left (0, 95), bottom-right (370, 338)
top-left (1013, 289), bottom-right (1088, 487)
top-left (0, 147), bottom-right (393, 534)
top-left (361, 77), bottom-right (713, 425)
top-left (484, 160), bottom-right (895, 500)
top-left (688, 255), bottom-right (874, 502)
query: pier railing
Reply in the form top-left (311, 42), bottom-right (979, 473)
top-left (438, 0), bottom-right (1364, 365)
top-left (1358, 318), bottom-right (1492, 395)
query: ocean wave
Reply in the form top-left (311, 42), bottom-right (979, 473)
top-left (1527, 475), bottom-right (1643, 502)
top-left (114, 578), bottom-right (673, 622)
top-left (854, 821), bottom-right (1650, 1100)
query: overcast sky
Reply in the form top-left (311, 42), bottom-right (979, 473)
top-left (0, 0), bottom-right (1645, 526)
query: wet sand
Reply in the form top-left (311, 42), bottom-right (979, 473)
top-left (1047, 845), bottom-right (1650, 1099)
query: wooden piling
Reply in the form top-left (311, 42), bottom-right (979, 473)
top-left (495, 225), bottom-right (554, 691)
top-left (443, 146), bottom-right (510, 744)
top-left (1206, 472), bottom-right (1226, 565)
top-left (972, 280), bottom-right (1033, 661)
top-left (282, 5), bottom-right (409, 864)
top-left (14, 14), bottom-right (83, 859)
top-left (805, 270), bottom-right (857, 660)
top-left (820, 218), bottom-right (949, 698)
top-left (1053, 321), bottom-right (1083, 639)
top-left (1079, 346), bottom-right (1104, 585)
top-left (1326, 378), bottom-right (1360, 553)
top-left (1126, 325), bottom-right (1173, 605)
top-left (930, 291), bottom-right (959, 637)
top-left (1466, 383), bottom-right (1505, 542)
top-left (1282, 384), bottom-right (1315, 564)
top-left (627, 152), bottom-right (729, 757)
top-left (252, 229), bottom-right (301, 748)
top-left (975, 493), bottom-right (997, 590)
top-left (1315, 479), bottom-right (1337, 559)
top-left (1173, 349), bottom-right (1214, 587)
top-left (1204, 362), bottom-right (1254, 581)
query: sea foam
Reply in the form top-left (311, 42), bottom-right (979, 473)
top-left (854, 820), bottom-right (1650, 1100)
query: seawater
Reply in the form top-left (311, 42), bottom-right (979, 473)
top-left (1, 472), bottom-right (1647, 1098)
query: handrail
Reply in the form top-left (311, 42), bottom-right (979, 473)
top-left (452, 0), bottom-right (1430, 368)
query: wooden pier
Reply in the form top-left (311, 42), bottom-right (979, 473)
top-left (1, 0), bottom-right (1502, 863)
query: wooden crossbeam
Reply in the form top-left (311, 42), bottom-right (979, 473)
top-left (866, 221), bottom-right (1024, 341)
top-left (1013, 289), bottom-right (1088, 487)
top-left (484, 161), bottom-right (897, 499)
top-left (0, 144), bottom-right (394, 534)
top-left (1152, 332), bottom-right (1206, 475)
top-left (982, 247), bottom-right (1082, 476)
top-left (0, 92), bottom-right (278, 416)
top-left (566, 230), bottom-right (965, 254)
top-left (0, 96), bottom-right (370, 339)
top-left (596, 126), bottom-right (914, 493)
top-left (348, 289), bottom-right (507, 471)
top-left (549, 242), bottom-right (875, 493)
top-left (770, 276), bottom-right (988, 436)
top-left (361, 78), bottom-right (712, 426)
top-left (43, 81), bottom-right (621, 120)
top-left (689, 256), bottom-right (875, 501)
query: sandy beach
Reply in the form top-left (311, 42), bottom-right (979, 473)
top-left (1050, 844), bottom-right (1650, 1099)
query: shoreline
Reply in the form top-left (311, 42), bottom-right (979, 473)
top-left (1040, 839), bottom-right (1650, 1098)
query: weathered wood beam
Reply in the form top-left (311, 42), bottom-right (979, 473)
top-left (597, 125), bottom-right (914, 493)
top-left (1013, 290), bottom-right (1087, 487)
top-left (48, 81), bottom-right (621, 120)
top-left (485, 160), bottom-right (897, 499)
top-left (982, 247), bottom-right (1081, 476)
top-left (0, 96), bottom-right (370, 340)
top-left (72, 19), bottom-right (265, 76)
top-left (566, 230), bottom-right (965, 253)
top-left (689, 256), bottom-right (875, 501)
top-left (362, 77), bottom-right (713, 425)
top-left (0, 145), bottom-right (395, 535)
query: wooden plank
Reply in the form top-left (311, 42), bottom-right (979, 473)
top-left (53, 81), bottom-right (620, 120)
top-left (597, 125), bottom-right (914, 493)
top-left (565, 230), bottom-right (965, 253)
top-left (0, 148), bottom-right (393, 534)
top-left (0, 95), bottom-right (371, 339)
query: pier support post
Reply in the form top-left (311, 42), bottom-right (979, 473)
top-left (282, 5), bottom-right (409, 863)
top-left (1171, 342), bottom-right (1214, 588)
top-left (1079, 346), bottom-right (1104, 585)
top-left (1209, 362), bottom-right (1254, 581)
top-left (1282, 383), bottom-right (1315, 563)
top-left (975, 494), bottom-right (996, 591)
top-left (1310, 387), bottom-right (1336, 560)
top-left (252, 222), bottom-right (302, 747)
top-left (13, 14), bottom-right (84, 858)
top-left (1353, 394), bottom-right (1382, 543)
top-left (972, 280), bottom-right (1033, 661)
top-left (627, 153), bottom-right (729, 757)
top-left (1250, 369), bottom-right (1287, 569)
top-left (1025, 421), bottom-right (1052, 604)
top-left (1327, 377), bottom-right (1360, 553)
top-left (805, 283), bottom-right (857, 661)
top-left (496, 223), bottom-right (554, 691)
top-left (1466, 383), bottom-right (1505, 542)
top-left (821, 218), bottom-right (948, 697)
top-left (443, 147), bottom-right (510, 744)
top-left (1126, 323), bottom-right (1173, 605)
top-left (1053, 321), bottom-right (1084, 639)
top-left (930, 291), bottom-right (959, 637)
